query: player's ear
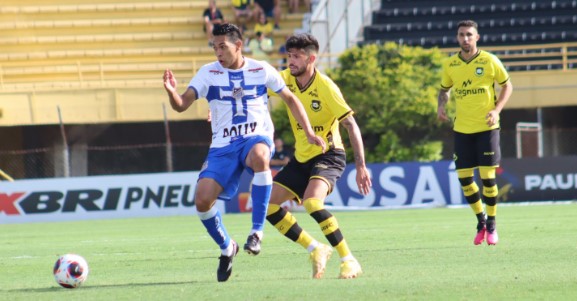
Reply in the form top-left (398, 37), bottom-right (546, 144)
top-left (308, 53), bottom-right (317, 64)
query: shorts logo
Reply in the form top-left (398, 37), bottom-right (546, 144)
top-left (311, 100), bottom-right (321, 112)
top-left (483, 151), bottom-right (495, 155)
top-left (315, 163), bottom-right (329, 169)
top-left (475, 67), bottom-right (484, 77)
top-left (453, 154), bottom-right (458, 161)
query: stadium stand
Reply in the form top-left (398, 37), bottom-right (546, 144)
top-left (366, 0), bottom-right (577, 46)
top-left (363, 0), bottom-right (577, 71)
top-left (0, 0), bottom-right (305, 94)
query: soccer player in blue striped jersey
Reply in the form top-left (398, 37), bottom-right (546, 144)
top-left (164, 23), bottom-right (325, 282)
top-left (437, 20), bottom-right (513, 246)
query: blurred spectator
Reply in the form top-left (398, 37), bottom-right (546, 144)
top-left (253, 0), bottom-right (281, 29)
top-left (288, 0), bottom-right (311, 13)
top-left (247, 31), bottom-right (274, 61)
top-left (253, 12), bottom-right (274, 36)
top-left (203, 0), bottom-right (225, 46)
top-left (232, 0), bottom-right (253, 32)
top-left (270, 137), bottom-right (291, 169)
top-left (277, 37), bottom-right (288, 70)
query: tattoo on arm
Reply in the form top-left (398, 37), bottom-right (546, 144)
top-left (438, 89), bottom-right (449, 107)
top-left (341, 116), bottom-right (366, 166)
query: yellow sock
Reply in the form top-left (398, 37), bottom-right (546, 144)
top-left (469, 200), bottom-right (484, 215)
top-left (486, 205), bottom-right (497, 217)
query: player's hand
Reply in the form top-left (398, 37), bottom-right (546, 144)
top-left (356, 166), bottom-right (372, 195)
top-left (486, 110), bottom-right (498, 127)
top-left (437, 107), bottom-right (449, 122)
top-left (163, 69), bottom-right (177, 93)
top-left (308, 135), bottom-right (326, 153)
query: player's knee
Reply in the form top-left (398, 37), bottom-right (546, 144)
top-left (482, 178), bottom-right (496, 188)
top-left (458, 177), bottom-right (474, 186)
top-left (303, 198), bottom-right (324, 214)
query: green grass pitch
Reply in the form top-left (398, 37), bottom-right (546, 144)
top-left (1, 203), bottom-right (576, 301)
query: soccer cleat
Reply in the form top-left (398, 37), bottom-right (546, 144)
top-left (310, 244), bottom-right (333, 279)
top-left (243, 233), bottom-right (261, 255)
top-left (217, 241), bottom-right (239, 282)
top-left (474, 223), bottom-right (487, 245)
top-left (339, 258), bottom-right (362, 279)
top-left (486, 229), bottom-right (499, 245)
top-left (486, 220), bottom-right (498, 245)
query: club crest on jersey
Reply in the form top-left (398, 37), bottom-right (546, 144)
top-left (232, 87), bottom-right (244, 99)
top-left (311, 100), bottom-right (321, 112)
top-left (475, 67), bottom-right (484, 77)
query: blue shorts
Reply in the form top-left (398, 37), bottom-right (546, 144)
top-left (199, 135), bottom-right (273, 201)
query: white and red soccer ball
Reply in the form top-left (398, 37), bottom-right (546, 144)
top-left (53, 254), bottom-right (89, 288)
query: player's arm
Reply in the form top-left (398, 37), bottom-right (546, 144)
top-left (277, 87), bottom-right (326, 152)
top-left (341, 115), bottom-right (372, 195)
top-left (437, 87), bottom-right (451, 122)
top-left (163, 69), bottom-right (198, 112)
top-left (486, 80), bottom-right (513, 126)
top-left (270, 156), bottom-right (289, 166)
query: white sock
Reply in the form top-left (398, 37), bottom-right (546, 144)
top-left (250, 230), bottom-right (263, 240)
top-left (222, 241), bottom-right (235, 257)
top-left (341, 255), bottom-right (354, 262)
top-left (306, 241), bottom-right (320, 253)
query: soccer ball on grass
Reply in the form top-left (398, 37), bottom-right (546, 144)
top-left (53, 254), bottom-right (89, 288)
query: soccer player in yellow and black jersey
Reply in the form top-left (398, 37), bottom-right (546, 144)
top-left (437, 20), bottom-right (513, 246)
top-left (266, 33), bottom-right (372, 279)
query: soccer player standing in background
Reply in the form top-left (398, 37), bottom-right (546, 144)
top-left (266, 33), bottom-right (372, 279)
top-left (437, 20), bottom-right (513, 245)
top-left (163, 23), bottom-right (324, 282)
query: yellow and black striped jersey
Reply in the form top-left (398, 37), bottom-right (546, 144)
top-left (441, 50), bottom-right (510, 134)
top-left (278, 68), bottom-right (353, 162)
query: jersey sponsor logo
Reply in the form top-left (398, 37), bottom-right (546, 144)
top-left (248, 67), bottom-right (264, 73)
top-left (209, 69), bottom-right (224, 75)
top-left (296, 123), bottom-right (324, 132)
top-left (223, 122), bottom-right (258, 138)
top-left (476, 58), bottom-right (488, 65)
top-left (311, 100), bottom-right (322, 112)
top-left (0, 186), bottom-right (195, 215)
top-left (449, 60), bottom-right (461, 67)
top-left (454, 79), bottom-right (485, 98)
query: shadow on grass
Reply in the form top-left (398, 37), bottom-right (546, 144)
top-left (3, 280), bottom-right (203, 293)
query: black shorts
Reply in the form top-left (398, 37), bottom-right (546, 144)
top-left (273, 149), bottom-right (346, 202)
top-left (454, 129), bottom-right (501, 170)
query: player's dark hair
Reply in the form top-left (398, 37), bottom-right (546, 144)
top-left (213, 23), bottom-right (243, 43)
top-left (285, 33), bottom-right (319, 54)
top-left (457, 20), bottom-right (478, 31)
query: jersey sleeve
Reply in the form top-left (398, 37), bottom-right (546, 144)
top-left (188, 65), bottom-right (210, 98)
top-left (440, 59), bottom-right (453, 90)
top-left (491, 54), bottom-right (510, 86)
top-left (263, 62), bottom-right (286, 93)
top-left (323, 77), bottom-right (352, 120)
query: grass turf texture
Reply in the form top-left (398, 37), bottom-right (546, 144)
top-left (1, 203), bottom-right (576, 301)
